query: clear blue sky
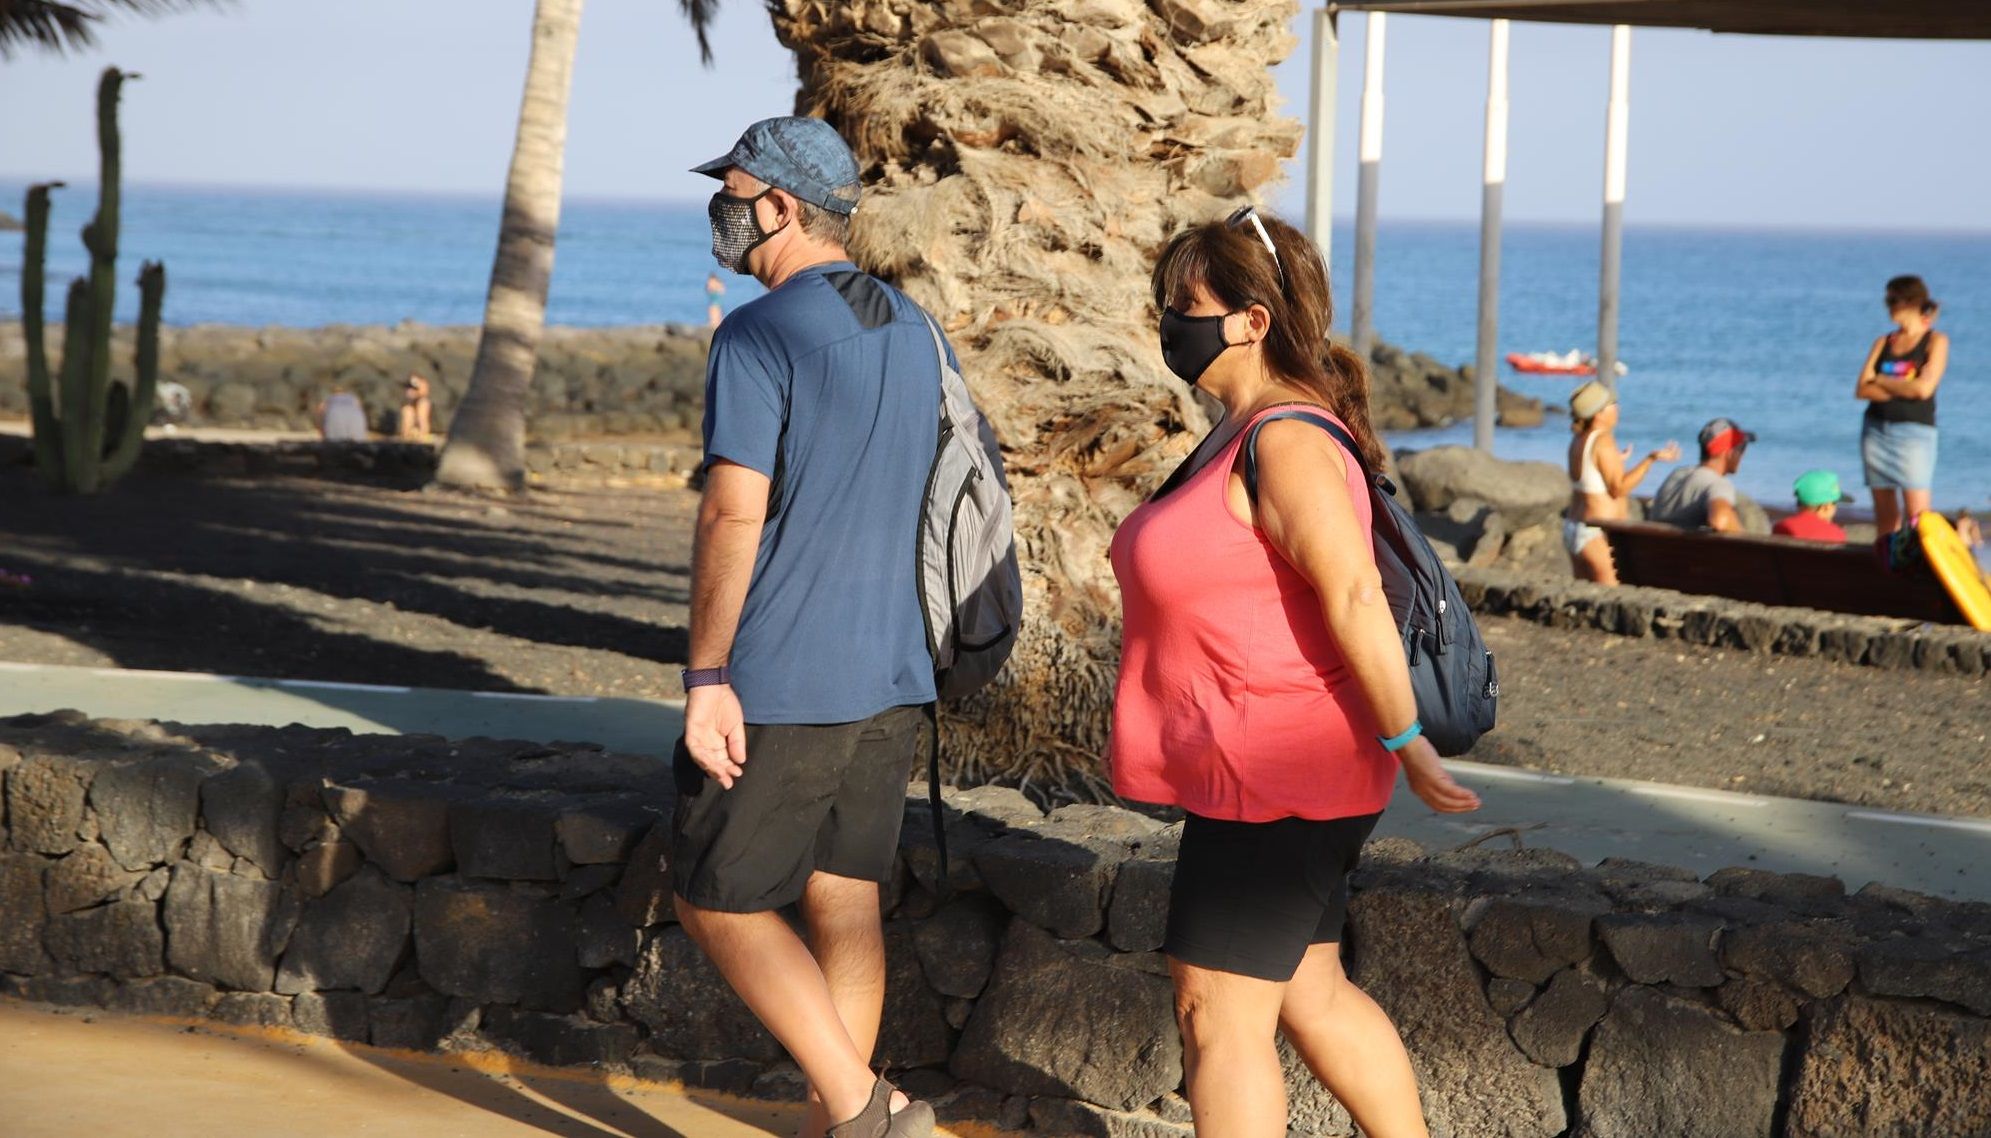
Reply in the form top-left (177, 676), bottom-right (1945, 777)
top-left (3, 1), bottom-right (1988, 227)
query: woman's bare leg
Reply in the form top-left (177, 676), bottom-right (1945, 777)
top-left (1572, 535), bottom-right (1618, 586)
top-left (1904, 489), bottom-right (1933, 530)
top-left (1277, 943), bottom-right (1428, 1138)
top-left (1171, 959), bottom-right (1289, 1138)
top-left (1873, 489), bottom-right (1902, 535)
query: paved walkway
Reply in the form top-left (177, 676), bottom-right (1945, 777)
top-left (0, 1000), bottom-right (883, 1138)
top-left (4, 660), bottom-right (1987, 902)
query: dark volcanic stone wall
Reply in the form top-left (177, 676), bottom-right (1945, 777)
top-left (2, 712), bottom-right (1989, 1136)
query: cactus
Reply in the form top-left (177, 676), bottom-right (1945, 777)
top-left (19, 67), bottom-right (166, 494)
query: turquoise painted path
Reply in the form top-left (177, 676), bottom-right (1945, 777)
top-left (2, 661), bottom-right (1985, 903)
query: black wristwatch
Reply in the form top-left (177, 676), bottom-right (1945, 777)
top-left (682, 666), bottom-right (732, 690)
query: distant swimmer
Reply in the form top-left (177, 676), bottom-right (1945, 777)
top-left (1648, 417), bottom-right (1753, 533)
top-left (1563, 380), bottom-right (1679, 585)
top-left (1773, 470), bottom-right (1853, 544)
top-left (1855, 275), bottom-right (1948, 535)
top-left (705, 271), bottom-right (726, 328)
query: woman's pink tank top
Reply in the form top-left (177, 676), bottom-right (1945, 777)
top-left (1108, 407), bottom-right (1398, 823)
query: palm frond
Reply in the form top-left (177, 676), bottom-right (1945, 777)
top-left (678, 0), bottom-right (717, 66)
top-left (0, 0), bottom-right (225, 59)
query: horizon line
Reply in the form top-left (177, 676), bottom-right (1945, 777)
top-left (3, 176), bottom-right (1991, 238)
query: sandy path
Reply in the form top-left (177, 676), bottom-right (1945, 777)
top-left (0, 1000), bottom-right (991, 1138)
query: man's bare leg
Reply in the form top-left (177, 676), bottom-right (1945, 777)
top-left (793, 872), bottom-right (895, 1138)
top-left (675, 894), bottom-right (883, 1126)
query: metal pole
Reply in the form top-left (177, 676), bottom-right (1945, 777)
top-left (1473, 19), bottom-right (1510, 452)
top-left (1598, 24), bottom-right (1631, 393)
top-left (1305, 8), bottom-right (1341, 273)
top-left (1351, 11), bottom-right (1386, 362)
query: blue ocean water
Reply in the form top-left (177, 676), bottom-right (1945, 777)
top-left (2, 182), bottom-right (1986, 512)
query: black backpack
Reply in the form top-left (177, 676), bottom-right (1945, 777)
top-left (1243, 409), bottom-right (1499, 756)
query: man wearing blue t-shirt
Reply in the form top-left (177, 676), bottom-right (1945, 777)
top-left (672, 117), bottom-right (944, 1138)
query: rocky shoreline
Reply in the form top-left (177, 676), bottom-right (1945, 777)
top-left (0, 322), bottom-right (1539, 440)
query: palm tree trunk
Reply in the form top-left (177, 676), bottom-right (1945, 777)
top-left (771, 0), bottom-right (1304, 797)
top-left (436, 0), bottom-right (583, 490)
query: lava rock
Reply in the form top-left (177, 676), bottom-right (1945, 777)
top-left (89, 754), bottom-right (214, 871)
top-left (621, 925), bottom-right (782, 1062)
top-left (1596, 913), bottom-right (1726, 987)
top-left (0, 853), bottom-right (51, 973)
top-left (1785, 996), bottom-right (1991, 1138)
top-left (164, 862), bottom-right (297, 991)
top-left (44, 896), bottom-right (164, 976)
top-left (1347, 885), bottom-right (1566, 1137)
top-left (613, 822), bottom-right (675, 927)
top-left (912, 893), bottom-right (1008, 999)
top-left (7, 755), bottom-right (92, 855)
top-left (322, 780), bottom-right (462, 882)
top-left (276, 865), bottom-right (411, 995)
top-left (1854, 936), bottom-right (1991, 1016)
top-left (449, 793), bottom-right (563, 881)
top-left (412, 877), bottom-right (585, 1012)
top-left (199, 763), bottom-right (287, 874)
top-left (1575, 986), bottom-right (1784, 1138)
top-left (1721, 920), bottom-right (1855, 1000)
top-left (952, 919), bottom-right (1180, 1112)
top-left (1467, 895), bottom-right (1605, 984)
top-left (44, 843), bottom-right (145, 914)
top-left (1508, 967), bottom-right (1610, 1068)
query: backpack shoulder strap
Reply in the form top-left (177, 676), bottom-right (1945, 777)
top-left (1243, 409), bottom-right (1372, 501)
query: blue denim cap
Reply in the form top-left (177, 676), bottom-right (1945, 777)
top-left (692, 116), bottom-right (861, 216)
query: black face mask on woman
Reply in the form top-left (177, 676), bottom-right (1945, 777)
top-left (708, 189), bottom-right (786, 274)
top-left (1158, 308), bottom-right (1241, 387)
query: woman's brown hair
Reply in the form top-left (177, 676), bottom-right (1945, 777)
top-left (1885, 275), bottom-right (1937, 316)
top-left (1151, 211), bottom-right (1388, 471)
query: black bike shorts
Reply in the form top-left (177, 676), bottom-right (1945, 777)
top-left (1164, 810), bottom-right (1383, 982)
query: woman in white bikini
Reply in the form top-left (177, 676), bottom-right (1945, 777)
top-left (1565, 381), bottom-right (1679, 585)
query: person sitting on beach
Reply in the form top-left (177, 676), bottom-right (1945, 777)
top-left (396, 374), bottom-right (434, 441)
top-left (1772, 470), bottom-right (1852, 544)
top-left (316, 387), bottom-right (368, 442)
top-left (1564, 380), bottom-right (1678, 585)
top-left (1648, 418), bottom-right (1754, 533)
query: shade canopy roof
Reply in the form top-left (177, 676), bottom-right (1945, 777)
top-left (1327, 1), bottom-right (1991, 40)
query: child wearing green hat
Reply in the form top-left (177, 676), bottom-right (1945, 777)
top-left (1773, 470), bottom-right (1854, 544)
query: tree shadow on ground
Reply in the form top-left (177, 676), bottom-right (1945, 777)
top-left (0, 464), bottom-right (695, 694)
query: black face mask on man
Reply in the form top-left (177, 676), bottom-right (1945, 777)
top-left (708, 189), bottom-right (786, 275)
top-left (1158, 308), bottom-right (1241, 387)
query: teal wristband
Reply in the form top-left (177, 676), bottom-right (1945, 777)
top-left (1378, 721), bottom-right (1424, 752)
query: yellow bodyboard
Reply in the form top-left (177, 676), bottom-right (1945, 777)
top-left (1918, 512), bottom-right (1991, 632)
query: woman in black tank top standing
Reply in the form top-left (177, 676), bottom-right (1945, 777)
top-left (1854, 275), bottom-right (1949, 534)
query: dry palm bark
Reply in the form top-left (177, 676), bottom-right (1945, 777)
top-left (437, 0), bottom-right (584, 490)
top-left (774, 0), bottom-right (1304, 796)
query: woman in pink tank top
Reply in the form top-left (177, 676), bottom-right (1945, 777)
top-left (1110, 209), bottom-right (1480, 1137)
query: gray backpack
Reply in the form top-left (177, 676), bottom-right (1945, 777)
top-left (915, 314), bottom-right (1022, 700)
top-left (1243, 409), bottom-right (1498, 756)
top-left (915, 315), bottom-right (1022, 887)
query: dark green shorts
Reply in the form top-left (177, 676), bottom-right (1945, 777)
top-left (670, 704), bottom-right (927, 914)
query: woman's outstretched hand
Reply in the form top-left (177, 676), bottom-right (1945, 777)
top-left (1399, 737), bottom-right (1482, 813)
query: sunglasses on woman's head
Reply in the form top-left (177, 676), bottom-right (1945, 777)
top-left (1226, 205), bottom-right (1286, 291)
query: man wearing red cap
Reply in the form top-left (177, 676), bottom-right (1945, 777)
top-left (1648, 417), bottom-right (1756, 533)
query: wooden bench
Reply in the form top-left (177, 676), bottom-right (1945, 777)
top-left (1595, 520), bottom-right (1965, 624)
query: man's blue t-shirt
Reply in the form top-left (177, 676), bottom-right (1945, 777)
top-left (702, 261), bottom-right (947, 724)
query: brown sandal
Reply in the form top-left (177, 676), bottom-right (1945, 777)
top-left (827, 1078), bottom-right (934, 1138)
